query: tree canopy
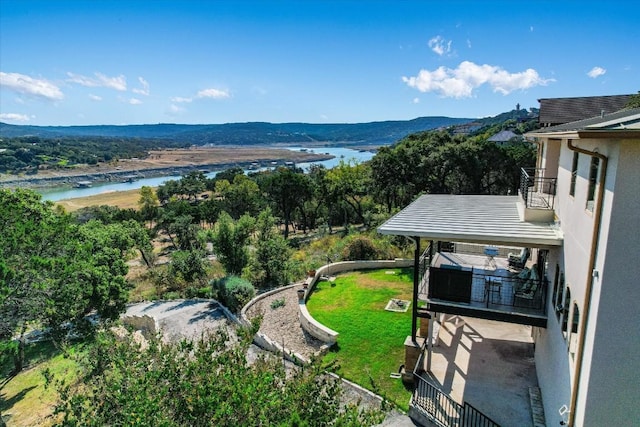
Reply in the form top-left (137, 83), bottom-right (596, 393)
top-left (0, 189), bottom-right (136, 372)
top-left (53, 330), bottom-right (384, 426)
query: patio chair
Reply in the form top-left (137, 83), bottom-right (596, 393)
top-left (514, 266), bottom-right (539, 307)
top-left (508, 247), bottom-right (530, 269)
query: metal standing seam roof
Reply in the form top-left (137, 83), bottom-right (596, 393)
top-left (377, 194), bottom-right (563, 247)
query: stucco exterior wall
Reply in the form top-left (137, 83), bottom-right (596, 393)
top-left (536, 134), bottom-right (640, 426)
top-left (535, 248), bottom-right (573, 426)
top-left (578, 138), bottom-right (640, 426)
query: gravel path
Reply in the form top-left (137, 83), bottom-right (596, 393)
top-left (245, 285), bottom-right (325, 360)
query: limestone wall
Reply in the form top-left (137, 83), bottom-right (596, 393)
top-left (298, 259), bottom-right (413, 344)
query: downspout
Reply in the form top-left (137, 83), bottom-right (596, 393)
top-left (566, 139), bottom-right (607, 427)
top-left (407, 236), bottom-right (420, 341)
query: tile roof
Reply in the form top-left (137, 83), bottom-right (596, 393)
top-left (377, 194), bottom-right (563, 247)
top-left (538, 94), bottom-right (634, 126)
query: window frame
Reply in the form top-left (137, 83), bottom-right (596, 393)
top-left (569, 151), bottom-right (579, 197)
top-left (586, 156), bottom-right (600, 212)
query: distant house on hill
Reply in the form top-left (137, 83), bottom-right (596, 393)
top-left (487, 129), bottom-right (522, 146)
top-left (452, 121), bottom-right (482, 135)
top-left (538, 94), bottom-right (633, 127)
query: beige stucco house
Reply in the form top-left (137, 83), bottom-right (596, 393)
top-left (378, 103), bottom-right (640, 426)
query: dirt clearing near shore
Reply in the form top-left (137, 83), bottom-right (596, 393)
top-left (55, 188), bottom-right (142, 212)
top-left (2, 146), bottom-right (330, 184)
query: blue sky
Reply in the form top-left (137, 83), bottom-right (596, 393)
top-left (1, 0), bottom-right (638, 126)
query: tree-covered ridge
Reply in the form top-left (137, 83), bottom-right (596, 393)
top-left (0, 109), bottom-right (536, 175)
top-left (0, 116), bottom-right (473, 144)
top-left (0, 136), bottom-right (188, 174)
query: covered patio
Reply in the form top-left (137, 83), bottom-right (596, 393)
top-left (378, 194), bottom-right (563, 337)
top-left (377, 194), bottom-right (562, 426)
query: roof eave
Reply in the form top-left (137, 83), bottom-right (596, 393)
top-left (527, 129), bottom-right (640, 139)
top-left (377, 227), bottom-right (563, 248)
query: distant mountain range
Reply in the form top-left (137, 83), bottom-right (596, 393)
top-left (0, 116), bottom-right (474, 146)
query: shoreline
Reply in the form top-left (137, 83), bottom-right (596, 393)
top-left (0, 147), bottom-right (333, 190)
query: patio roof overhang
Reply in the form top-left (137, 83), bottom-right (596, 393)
top-left (378, 194), bottom-right (563, 248)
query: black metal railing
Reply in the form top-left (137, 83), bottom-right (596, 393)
top-left (418, 242), bottom-right (433, 294)
top-left (412, 343), bottom-right (500, 427)
top-left (427, 266), bottom-right (547, 313)
top-left (519, 168), bottom-right (557, 209)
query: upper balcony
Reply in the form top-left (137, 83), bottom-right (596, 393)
top-left (417, 242), bottom-right (548, 327)
top-left (518, 168), bottom-right (557, 222)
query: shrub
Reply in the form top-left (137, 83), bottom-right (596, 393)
top-left (185, 286), bottom-right (213, 299)
top-left (270, 297), bottom-right (286, 310)
top-left (211, 276), bottom-right (256, 312)
top-left (341, 235), bottom-right (381, 260)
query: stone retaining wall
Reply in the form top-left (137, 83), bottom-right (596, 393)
top-left (239, 284), bottom-right (309, 364)
top-left (240, 259), bottom-right (413, 363)
top-left (298, 259), bottom-right (413, 344)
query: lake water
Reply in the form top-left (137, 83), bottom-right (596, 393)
top-left (39, 146), bottom-right (374, 202)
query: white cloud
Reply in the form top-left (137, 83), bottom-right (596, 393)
top-left (66, 72), bottom-right (95, 86)
top-left (171, 96), bottom-right (193, 103)
top-left (89, 94), bottom-right (102, 101)
top-left (0, 112), bottom-right (31, 122)
top-left (96, 73), bottom-right (126, 91)
top-left (171, 88), bottom-right (231, 107)
top-left (428, 36), bottom-right (452, 56)
top-left (67, 72), bottom-right (127, 91)
top-left (402, 61), bottom-right (554, 98)
top-left (132, 76), bottom-right (150, 95)
top-left (413, 97), bottom-right (420, 104)
top-left (128, 98), bottom-right (142, 105)
top-left (587, 66), bottom-right (606, 78)
top-left (172, 87), bottom-right (230, 104)
top-left (196, 88), bottom-right (230, 99)
top-left (0, 72), bottom-right (64, 100)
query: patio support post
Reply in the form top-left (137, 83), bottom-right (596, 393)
top-left (412, 236), bottom-right (420, 341)
top-left (426, 310), bottom-right (434, 372)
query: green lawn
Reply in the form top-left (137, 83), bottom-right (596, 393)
top-left (306, 268), bottom-right (414, 411)
top-left (1, 341), bottom-right (84, 427)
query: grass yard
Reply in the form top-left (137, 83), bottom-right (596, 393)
top-left (1, 341), bottom-right (84, 427)
top-left (306, 268), bottom-right (414, 411)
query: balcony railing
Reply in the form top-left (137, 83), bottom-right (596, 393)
top-left (519, 168), bottom-right (556, 210)
top-left (411, 341), bottom-right (500, 427)
top-left (427, 266), bottom-right (547, 312)
top-left (417, 243), bottom-right (549, 326)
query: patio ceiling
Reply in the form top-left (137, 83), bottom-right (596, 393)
top-left (378, 194), bottom-right (563, 248)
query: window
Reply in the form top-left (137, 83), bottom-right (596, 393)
top-left (551, 266), bottom-right (560, 316)
top-left (554, 271), bottom-right (564, 320)
top-left (569, 303), bottom-right (580, 359)
top-left (562, 287), bottom-right (571, 340)
top-left (569, 151), bottom-right (579, 197)
top-left (586, 156), bottom-right (600, 212)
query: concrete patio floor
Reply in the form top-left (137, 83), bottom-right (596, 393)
top-left (421, 315), bottom-right (538, 427)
